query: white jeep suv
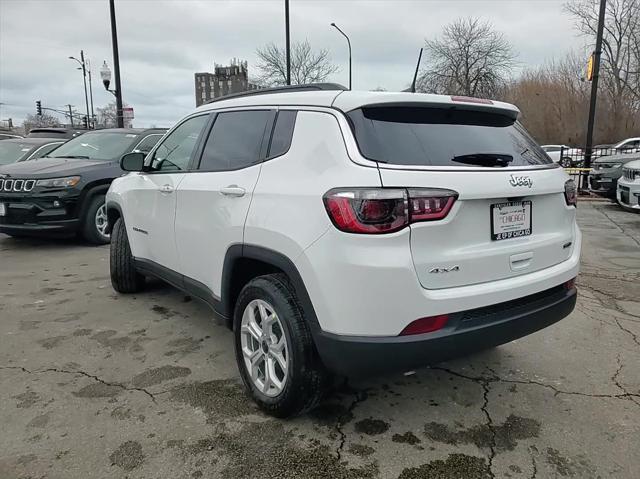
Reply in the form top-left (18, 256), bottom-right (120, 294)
top-left (106, 85), bottom-right (581, 417)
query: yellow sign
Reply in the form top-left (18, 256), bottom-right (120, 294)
top-left (586, 54), bottom-right (595, 81)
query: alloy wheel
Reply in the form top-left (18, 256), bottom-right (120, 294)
top-left (240, 299), bottom-right (289, 397)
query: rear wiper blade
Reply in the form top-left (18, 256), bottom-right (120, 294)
top-left (452, 153), bottom-right (513, 167)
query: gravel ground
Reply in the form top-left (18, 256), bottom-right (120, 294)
top-left (0, 201), bottom-right (638, 479)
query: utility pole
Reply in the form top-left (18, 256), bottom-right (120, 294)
top-left (583, 0), bottom-right (607, 188)
top-left (109, 0), bottom-right (124, 128)
top-left (86, 58), bottom-right (95, 128)
top-left (66, 104), bottom-right (75, 127)
top-left (411, 48), bottom-right (424, 93)
top-left (80, 50), bottom-right (90, 128)
top-left (331, 23), bottom-right (352, 90)
top-left (285, 0), bottom-right (291, 85)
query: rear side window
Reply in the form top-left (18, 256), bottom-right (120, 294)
top-left (198, 110), bottom-right (271, 171)
top-left (347, 107), bottom-right (552, 167)
top-left (267, 110), bottom-right (297, 158)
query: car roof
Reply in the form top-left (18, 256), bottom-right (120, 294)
top-left (81, 128), bottom-right (167, 135)
top-left (614, 137), bottom-right (640, 147)
top-left (596, 152), bottom-right (640, 162)
top-left (26, 128), bottom-right (85, 139)
top-left (195, 88), bottom-right (520, 119)
top-left (1, 137), bottom-right (64, 146)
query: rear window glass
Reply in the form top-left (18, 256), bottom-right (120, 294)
top-left (347, 107), bottom-right (552, 167)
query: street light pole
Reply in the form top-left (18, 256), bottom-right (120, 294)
top-left (583, 0), bottom-right (607, 186)
top-left (285, 0), bottom-right (291, 85)
top-left (69, 52), bottom-right (91, 128)
top-left (331, 23), bottom-right (351, 90)
top-left (109, 0), bottom-right (124, 128)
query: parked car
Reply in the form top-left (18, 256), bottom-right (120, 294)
top-left (0, 137), bottom-right (66, 165)
top-left (26, 128), bottom-right (85, 139)
top-left (589, 152), bottom-right (640, 198)
top-left (541, 145), bottom-right (583, 167)
top-left (617, 159), bottom-right (640, 211)
top-left (0, 128), bottom-right (166, 243)
top-left (0, 132), bottom-right (23, 141)
top-left (611, 137), bottom-right (640, 153)
top-left (106, 85), bottom-right (580, 417)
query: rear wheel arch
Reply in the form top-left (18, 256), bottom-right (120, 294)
top-left (221, 245), bottom-right (322, 335)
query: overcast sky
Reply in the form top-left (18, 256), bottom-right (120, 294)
top-left (0, 0), bottom-right (588, 128)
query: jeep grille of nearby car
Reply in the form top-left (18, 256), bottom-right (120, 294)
top-left (0, 178), bottom-right (36, 192)
top-left (623, 168), bottom-right (639, 181)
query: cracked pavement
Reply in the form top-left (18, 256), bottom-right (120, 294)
top-left (1, 201), bottom-right (639, 478)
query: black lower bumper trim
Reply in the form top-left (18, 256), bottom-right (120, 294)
top-left (314, 287), bottom-right (577, 377)
top-left (0, 219), bottom-right (79, 237)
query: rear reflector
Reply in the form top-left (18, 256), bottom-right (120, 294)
top-left (564, 278), bottom-right (577, 290)
top-left (399, 315), bottom-right (449, 336)
top-left (323, 188), bottom-right (458, 234)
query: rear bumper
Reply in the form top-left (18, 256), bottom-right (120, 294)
top-left (314, 286), bottom-right (577, 377)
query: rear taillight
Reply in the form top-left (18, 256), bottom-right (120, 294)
top-left (323, 188), bottom-right (458, 234)
top-left (564, 277), bottom-right (576, 290)
top-left (564, 179), bottom-right (577, 206)
top-left (400, 315), bottom-right (449, 336)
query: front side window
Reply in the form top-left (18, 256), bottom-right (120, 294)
top-left (133, 134), bottom-right (163, 154)
top-left (29, 142), bottom-right (63, 160)
top-left (148, 115), bottom-right (209, 172)
top-left (47, 132), bottom-right (138, 161)
top-left (198, 110), bottom-right (271, 171)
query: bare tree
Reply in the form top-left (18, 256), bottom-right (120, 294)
top-left (255, 40), bottom-right (339, 86)
top-left (22, 112), bottom-right (61, 133)
top-left (565, 0), bottom-right (640, 109)
top-left (417, 17), bottom-right (517, 98)
top-left (96, 101), bottom-right (130, 128)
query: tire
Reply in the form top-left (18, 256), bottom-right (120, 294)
top-left (110, 217), bottom-right (145, 293)
top-left (234, 273), bottom-right (329, 418)
top-left (560, 157), bottom-right (572, 168)
top-left (82, 194), bottom-right (110, 245)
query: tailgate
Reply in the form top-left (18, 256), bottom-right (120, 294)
top-left (379, 167), bottom-right (577, 289)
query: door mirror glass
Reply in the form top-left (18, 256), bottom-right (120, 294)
top-left (120, 152), bottom-right (145, 172)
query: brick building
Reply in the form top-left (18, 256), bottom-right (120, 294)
top-left (194, 59), bottom-right (260, 106)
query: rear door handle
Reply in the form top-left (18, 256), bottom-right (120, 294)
top-left (220, 185), bottom-right (246, 197)
top-left (160, 184), bottom-right (174, 194)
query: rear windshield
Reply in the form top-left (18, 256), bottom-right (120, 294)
top-left (47, 132), bottom-right (136, 161)
top-left (347, 107), bottom-right (552, 167)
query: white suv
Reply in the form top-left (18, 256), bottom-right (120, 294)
top-left (106, 85), bottom-right (581, 417)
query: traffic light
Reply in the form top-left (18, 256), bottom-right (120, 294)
top-left (82, 116), bottom-right (88, 129)
top-left (36, 100), bottom-right (42, 116)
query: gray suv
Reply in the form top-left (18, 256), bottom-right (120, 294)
top-left (589, 152), bottom-right (640, 198)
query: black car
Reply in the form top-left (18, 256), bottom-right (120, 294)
top-left (0, 128), bottom-right (166, 244)
top-left (0, 137), bottom-right (66, 165)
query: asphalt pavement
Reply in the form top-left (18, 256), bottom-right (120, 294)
top-left (0, 201), bottom-right (638, 478)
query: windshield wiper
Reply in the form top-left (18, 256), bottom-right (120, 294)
top-left (452, 153), bottom-right (513, 167)
top-left (58, 155), bottom-right (91, 159)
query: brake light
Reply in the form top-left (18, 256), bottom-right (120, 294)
top-left (564, 277), bottom-right (576, 290)
top-left (564, 179), bottom-right (577, 206)
top-left (400, 315), bottom-right (449, 336)
top-left (323, 188), bottom-right (458, 234)
top-left (451, 96), bottom-right (493, 105)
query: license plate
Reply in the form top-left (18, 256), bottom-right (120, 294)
top-left (491, 201), bottom-right (532, 241)
top-left (0, 203), bottom-right (5, 216)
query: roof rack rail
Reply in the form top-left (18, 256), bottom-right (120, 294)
top-left (204, 83), bottom-right (348, 105)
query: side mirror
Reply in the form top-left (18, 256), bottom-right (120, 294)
top-left (120, 152), bottom-right (145, 172)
